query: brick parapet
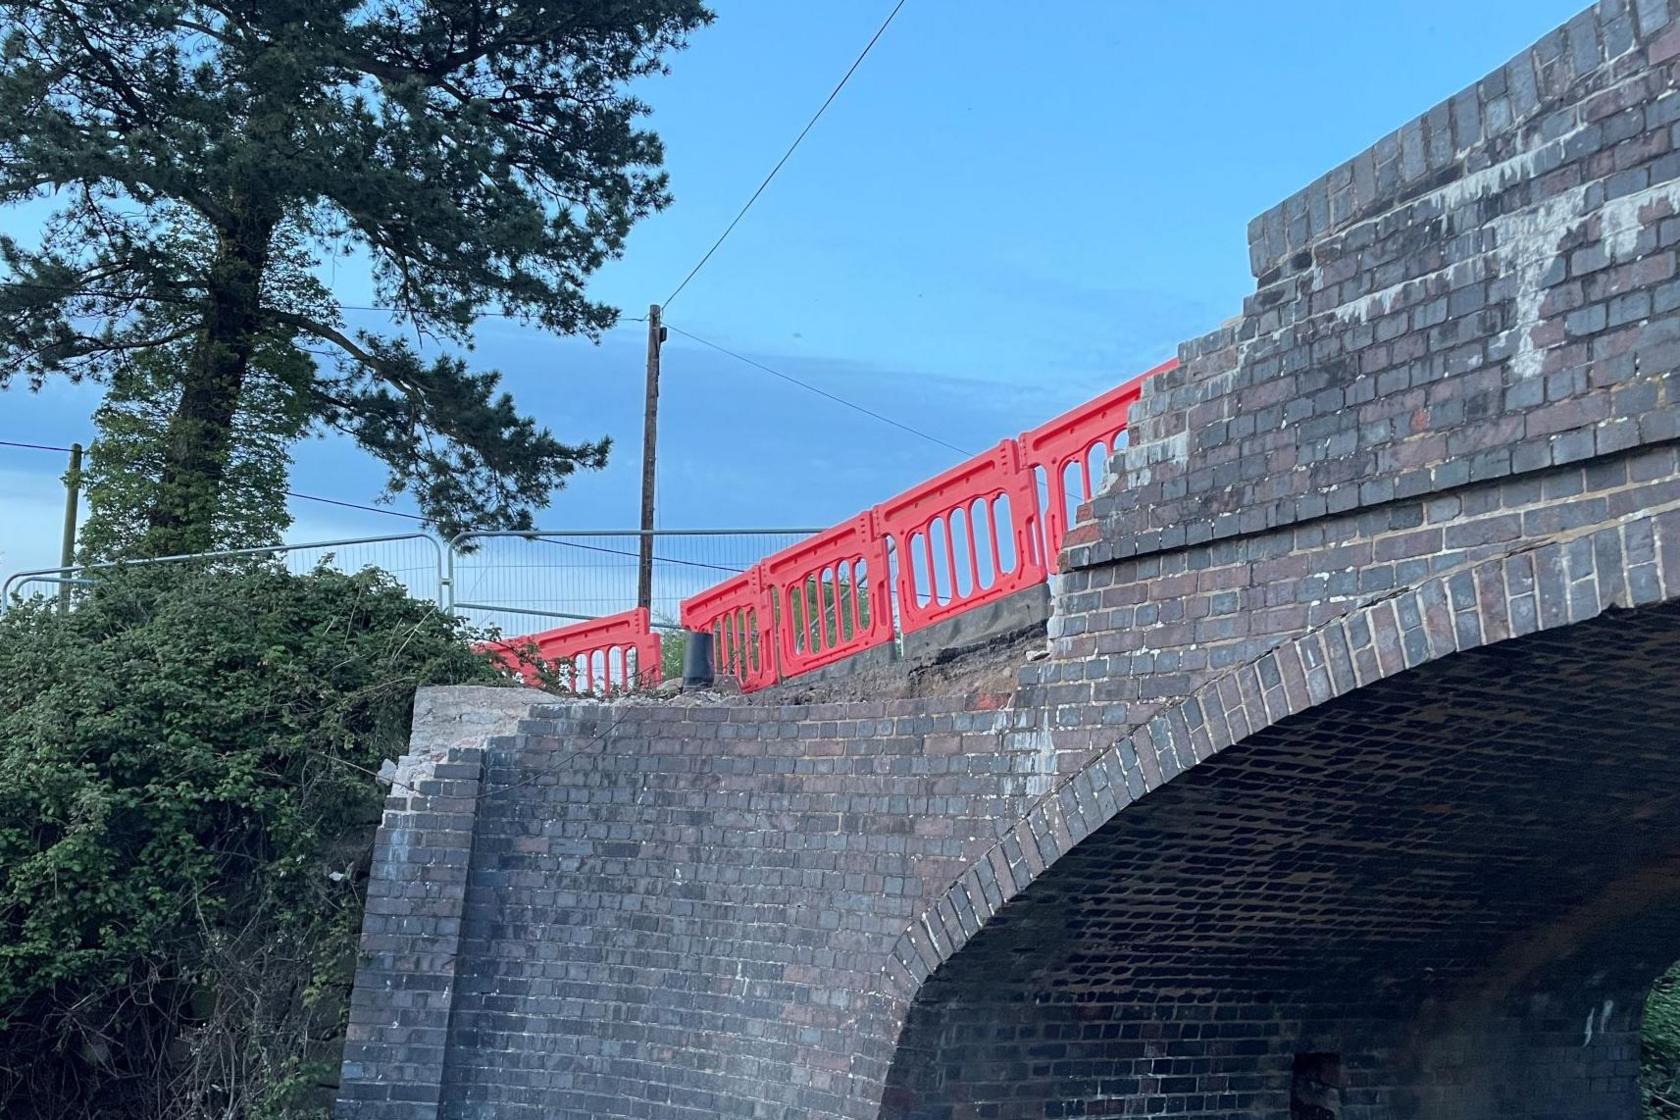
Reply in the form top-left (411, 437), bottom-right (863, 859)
top-left (1026, 444), bottom-right (1680, 773)
top-left (1248, 0), bottom-right (1678, 279)
top-left (1070, 0), bottom-right (1680, 570)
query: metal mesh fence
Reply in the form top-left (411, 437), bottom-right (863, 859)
top-left (1, 533), bottom-right (447, 609)
top-left (448, 530), bottom-right (815, 637)
top-left (266, 535), bottom-right (444, 603)
top-left (2, 530), bottom-right (818, 642)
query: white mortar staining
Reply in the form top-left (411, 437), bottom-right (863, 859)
top-left (1322, 71), bottom-right (1680, 388)
top-left (920, 912), bottom-right (945, 958)
top-left (1582, 998), bottom-right (1616, 1047)
top-left (1122, 430), bottom-right (1191, 489)
top-left (1328, 140), bottom-right (1556, 332)
top-left (388, 684), bottom-right (546, 794)
top-left (1602, 179), bottom-right (1680, 262)
top-left (1494, 192), bottom-right (1584, 383)
top-left (1500, 176), bottom-right (1680, 382)
top-left (1011, 726), bottom-right (1058, 799)
top-left (1184, 365), bottom-right (1242, 405)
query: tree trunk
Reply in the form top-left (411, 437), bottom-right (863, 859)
top-left (144, 212), bottom-right (275, 557)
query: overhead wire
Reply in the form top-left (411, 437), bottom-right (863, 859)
top-left (0, 438), bottom-right (79, 454)
top-left (661, 0), bottom-right (909, 309)
top-left (647, 2), bottom-right (965, 458)
top-left (663, 323), bottom-right (971, 456)
top-left (3, 282), bottom-right (647, 325)
top-left (0, 438), bottom-right (81, 455)
top-left (0, 437), bottom-right (745, 572)
top-left (1, 440), bottom-right (430, 521)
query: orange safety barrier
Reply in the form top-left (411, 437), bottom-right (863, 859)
top-left (875, 440), bottom-right (1045, 636)
top-left (483, 607), bottom-right (661, 693)
top-left (675, 357), bottom-right (1173, 693)
top-left (759, 513), bottom-right (892, 678)
top-left (1019, 358), bottom-right (1176, 570)
top-left (679, 567), bottom-right (777, 691)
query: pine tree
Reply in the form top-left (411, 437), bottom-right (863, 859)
top-left (0, 1), bottom-right (712, 554)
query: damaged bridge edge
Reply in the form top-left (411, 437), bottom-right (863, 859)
top-left (336, 685), bottom-right (549, 1120)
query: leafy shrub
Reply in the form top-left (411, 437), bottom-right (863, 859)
top-left (0, 564), bottom-right (501, 1119)
top-left (1647, 960), bottom-right (1680, 1117)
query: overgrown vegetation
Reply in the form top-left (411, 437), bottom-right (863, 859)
top-left (0, 564), bottom-right (501, 1119)
top-left (1647, 961), bottom-right (1680, 1117)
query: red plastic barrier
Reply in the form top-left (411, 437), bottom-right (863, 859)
top-left (679, 567), bottom-right (777, 691)
top-left (875, 440), bottom-right (1045, 636)
top-left (759, 513), bottom-right (891, 678)
top-left (676, 356), bottom-right (1175, 691)
top-left (484, 607), bottom-right (662, 693)
top-left (1019, 358), bottom-right (1177, 571)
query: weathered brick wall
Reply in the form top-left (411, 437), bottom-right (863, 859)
top-left (340, 694), bottom-right (1061, 1120)
top-left (339, 688), bottom-right (546, 1118)
top-left (1072, 0), bottom-right (1680, 574)
top-left (887, 992), bottom-right (1650, 1120)
top-left (437, 698), bottom-right (1053, 1120)
top-left (1036, 0), bottom-right (1680, 773)
top-left (1026, 444), bottom-right (1680, 775)
top-left (337, 3), bottom-right (1680, 1118)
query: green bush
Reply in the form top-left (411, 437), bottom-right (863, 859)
top-left (1648, 961), bottom-right (1680, 1117)
top-left (0, 564), bottom-right (501, 1119)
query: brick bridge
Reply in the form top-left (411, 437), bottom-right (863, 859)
top-left (340, 5), bottom-right (1680, 1117)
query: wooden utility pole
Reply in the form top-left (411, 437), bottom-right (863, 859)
top-left (637, 304), bottom-right (663, 611)
top-left (59, 442), bottom-right (82, 611)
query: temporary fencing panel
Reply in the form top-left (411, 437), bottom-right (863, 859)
top-left (1018, 358), bottom-right (1177, 570)
top-left (760, 514), bottom-right (892, 678)
top-left (875, 440), bottom-right (1046, 636)
top-left (484, 607), bottom-right (661, 693)
top-left (679, 568), bottom-right (777, 691)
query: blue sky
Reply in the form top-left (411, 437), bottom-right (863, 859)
top-left (1, 0), bottom-right (1589, 579)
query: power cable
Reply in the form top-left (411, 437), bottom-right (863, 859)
top-left (662, 0), bottom-right (909, 309)
top-left (3, 282), bottom-right (647, 325)
top-left (0, 437), bottom-right (752, 572)
top-left (0, 439), bottom-right (80, 454)
top-left (1, 438), bottom-right (427, 521)
top-left (287, 491), bottom-right (426, 520)
top-left (663, 323), bottom-right (971, 456)
top-left (0, 439), bottom-right (76, 453)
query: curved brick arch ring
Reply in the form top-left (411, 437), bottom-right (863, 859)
top-left (868, 504), bottom-right (1680, 1048)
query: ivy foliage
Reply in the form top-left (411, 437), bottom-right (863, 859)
top-left (1647, 961), bottom-right (1680, 1117)
top-left (0, 564), bottom-right (502, 1119)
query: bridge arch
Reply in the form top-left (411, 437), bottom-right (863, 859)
top-left (873, 507), bottom-right (1680, 1118)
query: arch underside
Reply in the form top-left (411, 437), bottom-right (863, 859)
top-left (883, 602), bottom-right (1680, 1119)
